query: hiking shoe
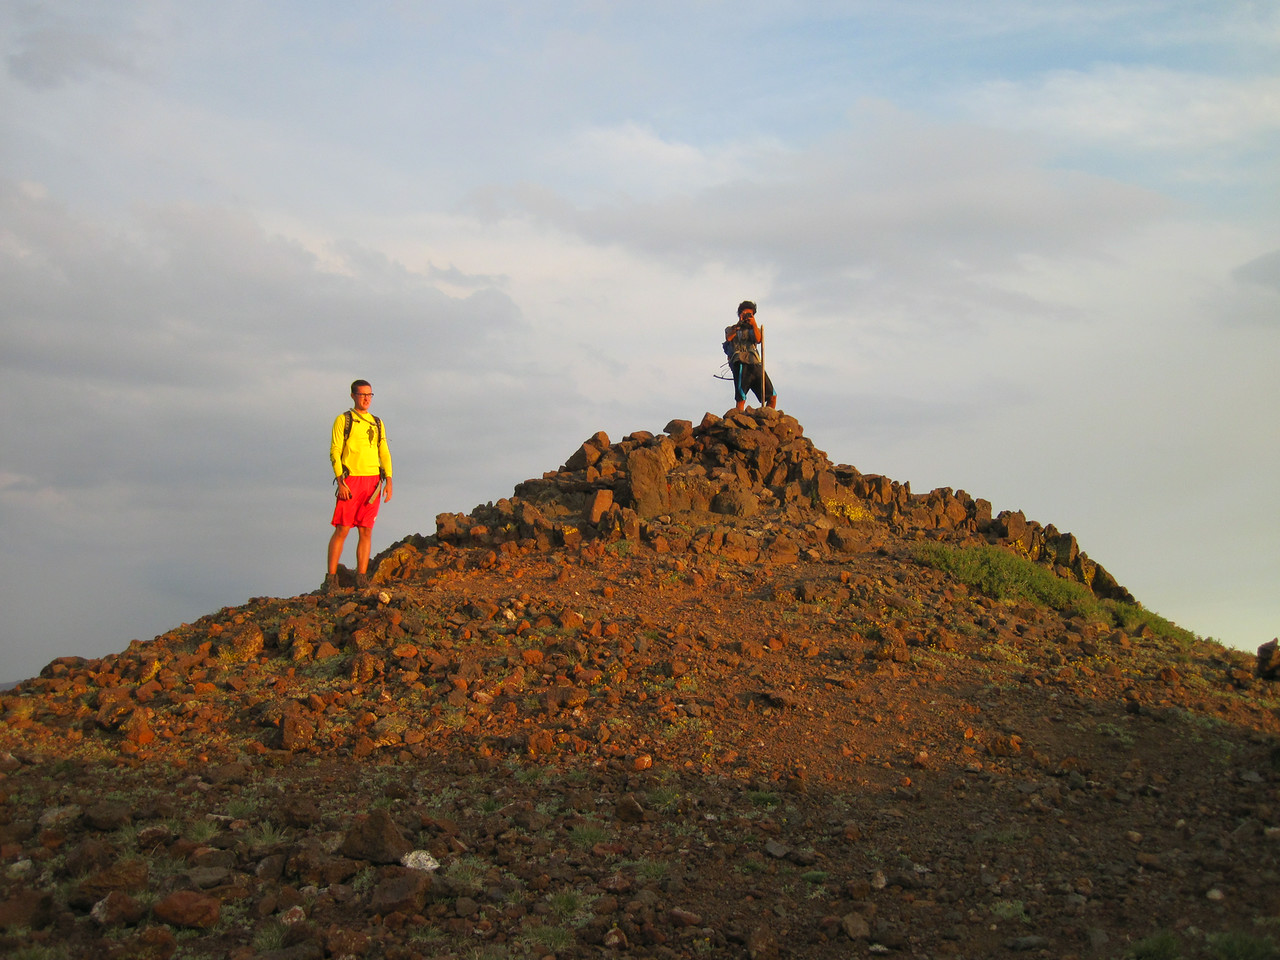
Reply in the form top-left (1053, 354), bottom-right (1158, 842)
top-left (320, 573), bottom-right (340, 594)
top-left (355, 572), bottom-right (370, 589)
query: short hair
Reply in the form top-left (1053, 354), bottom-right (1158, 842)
top-left (350, 379), bottom-right (371, 394)
top-left (737, 300), bottom-right (757, 316)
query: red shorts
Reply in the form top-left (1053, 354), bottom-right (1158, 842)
top-left (332, 475), bottom-right (383, 529)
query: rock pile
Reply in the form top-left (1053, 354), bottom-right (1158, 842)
top-left (392, 409), bottom-right (1131, 601)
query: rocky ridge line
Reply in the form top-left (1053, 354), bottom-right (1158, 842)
top-left (379, 408), bottom-right (1132, 603)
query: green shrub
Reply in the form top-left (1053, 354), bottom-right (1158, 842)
top-left (913, 543), bottom-right (1102, 616)
top-left (1108, 602), bottom-right (1199, 647)
top-left (1207, 932), bottom-right (1280, 960)
top-left (914, 543), bottom-right (1202, 646)
top-left (1125, 929), bottom-right (1182, 960)
top-left (567, 820), bottom-right (610, 849)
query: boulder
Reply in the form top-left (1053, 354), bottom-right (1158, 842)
top-left (339, 808), bottom-right (412, 864)
top-left (1257, 639), bottom-right (1280, 680)
top-left (626, 441), bottom-right (677, 517)
top-left (153, 890), bottom-right (220, 928)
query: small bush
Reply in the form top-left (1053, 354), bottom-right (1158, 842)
top-left (914, 543), bottom-right (1203, 647)
top-left (567, 820), bottom-right (610, 849)
top-left (1126, 929), bottom-right (1182, 960)
top-left (185, 818), bottom-right (221, 843)
top-left (1207, 931), bottom-right (1280, 960)
top-left (252, 921), bottom-right (288, 951)
top-left (1108, 601), bottom-right (1199, 647)
top-left (914, 543), bottom-right (1102, 617)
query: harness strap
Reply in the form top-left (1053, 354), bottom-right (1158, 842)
top-left (339, 411), bottom-right (386, 481)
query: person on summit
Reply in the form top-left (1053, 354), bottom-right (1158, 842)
top-left (324, 380), bottom-right (393, 592)
top-left (724, 300), bottom-right (777, 412)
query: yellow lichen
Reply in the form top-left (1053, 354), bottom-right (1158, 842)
top-left (823, 498), bottom-right (873, 523)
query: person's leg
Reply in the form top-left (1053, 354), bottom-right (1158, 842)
top-left (355, 525), bottom-right (373, 574)
top-left (763, 372), bottom-right (777, 409)
top-left (328, 525), bottom-right (351, 574)
top-left (731, 362), bottom-right (747, 411)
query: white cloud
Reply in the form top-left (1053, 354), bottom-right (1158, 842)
top-left (545, 123), bottom-right (786, 201)
top-left (5, 15), bottom-right (145, 89)
top-left (1234, 248), bottom-right (1280, 291)
top-left (963, 66), bottom-right (1280, 151)
top-left (481, 101), bottom-right (1170, 328)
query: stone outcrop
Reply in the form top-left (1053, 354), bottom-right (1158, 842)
top-left (1257, 638), bottom-right (1280, 680)
top-left (383, 409), bottom-right (1131, 602)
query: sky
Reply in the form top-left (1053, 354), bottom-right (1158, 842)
top-left (1, 1), bottom-right (1277, 683)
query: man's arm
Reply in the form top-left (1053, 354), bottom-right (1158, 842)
top-left (331, 415), bottom-right (352, 499)
top-left (330, 415), bottom-right (347, 479)
top-left (377, 426), bottom-right (393, 484)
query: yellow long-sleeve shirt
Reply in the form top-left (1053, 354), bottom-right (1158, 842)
top-left (331, 410), bottom-right (393, 480)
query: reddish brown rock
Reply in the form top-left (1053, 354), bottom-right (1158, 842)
top-left (91, 889), bottom-right (147, 927)
top-left (338, 808), bottom-right (411, 864)
top-left (106, 925), bottom-right (178, 960)
top-left (75, 858), bottom-right (149, 906)
top-left (369, 870), bottom-right (432, 915)
top-left (626, 441), bottom-right (677, 518)
top-left (218, 622), bottom-right (264, 662)
top-left (153, 890), bottom-right (221, 928)
top-left (281, 714), bottom-right (316, 751)
top-left (0, 889), bottom-right (55, 930)
top-left (83, 799), bottom-right (132, 831)
top-left (1257, 639), bottom-right (1280, 680)
top-left (587, 488), bottom-right (614, 524)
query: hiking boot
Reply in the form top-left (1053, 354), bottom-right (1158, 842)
top-left (355, 572), bottom-right (370, 589)
top-left (320, 573), bottom-right (341, 594)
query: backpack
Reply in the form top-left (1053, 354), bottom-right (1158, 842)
top-left (340, 411), bottom-right (386, 480)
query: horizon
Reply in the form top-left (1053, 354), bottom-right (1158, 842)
top-left (2, 2), bottom-right (1277, 683)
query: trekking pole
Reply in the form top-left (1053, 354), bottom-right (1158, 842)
top-left (759, 324), bottom-right (765, 411)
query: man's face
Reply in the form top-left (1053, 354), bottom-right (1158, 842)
top-left (352, 386), bottom-right (373, 412)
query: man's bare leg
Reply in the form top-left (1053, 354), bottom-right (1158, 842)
top-left (355, 526), bottom-right (373, 574)
top-left (328, 525), bottom-right (351, 575)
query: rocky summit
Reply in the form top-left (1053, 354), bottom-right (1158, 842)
top-left (2, 408), bottom-right (1278, 960)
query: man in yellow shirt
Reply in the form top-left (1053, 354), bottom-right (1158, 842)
top-left (325, 380), bottom-right (393, 591)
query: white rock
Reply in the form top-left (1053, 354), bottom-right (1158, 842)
top-left (38, 804), bottom-right (81, 828)
top-left (5, 859), bottom-right (33, 879)
top-left (402, 850), bottom-right (441, 872)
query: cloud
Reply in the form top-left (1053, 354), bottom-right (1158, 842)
top-left (478, 102), bottom-right (1169, 325)
top-left (7, 24), bottom-right (140, 89)
top-left (544, 123), bottom-right (786, 202)
top-left (1234, 248), bottom-right (1280, 291)
top-left (0, 178), bottom-right (532, 498)
top-left (1219, 247), bottom-right (1280, 327)
top-left (962, 66), bottom-right (1280, 152)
